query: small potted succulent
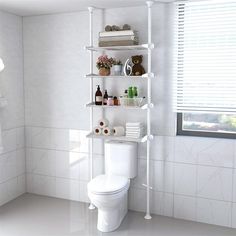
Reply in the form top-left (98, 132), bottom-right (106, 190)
top-left (113, 59), bottom-right (123, 76)
top-left (96, 55), bottom-right (114, 76)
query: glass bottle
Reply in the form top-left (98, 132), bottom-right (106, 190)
top-left (95, 85), bottom-right (102, 105)
top-left (133, 87), bottom-right (138, 97)
top-left (113, 96), bottom-right (119, 106)
top-left (103, 90), bottom-right (108, 105)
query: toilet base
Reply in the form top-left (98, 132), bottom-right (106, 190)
top-left (97, 192), bottom-right (128, 232)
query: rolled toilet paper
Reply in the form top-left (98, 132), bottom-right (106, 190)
top-left (98, 118), bottom-right (109, 128)
top-left (113, 126), bottom-right (125, 136)
top-left (102, 127), bottom-right (114, 136)
top-left (93, 127), bottom-right (102, 135)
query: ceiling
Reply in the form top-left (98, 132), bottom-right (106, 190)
top-left (0, 0), bottom-right (174, 16)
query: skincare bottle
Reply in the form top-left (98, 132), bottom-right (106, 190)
top-left (103, 90), bottom-right (108, 105)
top-left (113, 96), bottom-right (119, 106)
top-left (95, 85), bottom-right (102, 105)
top-left (107, 96), bottom-right (114, 106)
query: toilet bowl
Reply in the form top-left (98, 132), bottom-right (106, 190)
top-left (88, 141), bottom-right (137, 232)
top-left (87, 174), bottom-right (130, 232)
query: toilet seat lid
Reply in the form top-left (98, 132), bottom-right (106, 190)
top-left (88, 174), bottom-right (130, 195)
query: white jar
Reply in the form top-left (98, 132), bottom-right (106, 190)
top-left (113, 65), bottom-right (122, 76)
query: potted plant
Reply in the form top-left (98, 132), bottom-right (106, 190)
top-left (113, 59), bottom-right (123, 76)
top-left (96, 55), bottom-right (114, 76)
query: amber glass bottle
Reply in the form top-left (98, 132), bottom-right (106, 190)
top-left (95, 85), bottom-right (102, 105)
top-left (103, 90), bottom-right (108, 105)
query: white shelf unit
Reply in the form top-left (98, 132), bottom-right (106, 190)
top-left (86, 102), bottom-right (150, 110)
top-left (86, 1), bottom-right (154, 219)
top-left (85, 73), bottom-right (154, 79)
top-left (85, 44), bottom-right (154, 51)
top-left (86, 133), bottom-right (148, 143)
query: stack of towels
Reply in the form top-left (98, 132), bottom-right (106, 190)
top-left (126, 122), bottom-right (144, 139)
top-left (99, 30), bottom-right (139, 47)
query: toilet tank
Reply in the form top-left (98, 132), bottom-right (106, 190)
top-left (105, 141), bottom-right (138, 178)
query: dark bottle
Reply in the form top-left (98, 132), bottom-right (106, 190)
top-left (95, 85), bottom-right (102, 105)
top-left (113, 96), bottom-right (119, 106)
top-left (103, 90), bottom-right (108, 105)
top-left (133, 87), bottom-right (138, 97)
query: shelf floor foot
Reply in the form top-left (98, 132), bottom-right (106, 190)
top-left (88, 203), bottom-right (96, 210)
top-left (144, 214), bottom-right (152, 220)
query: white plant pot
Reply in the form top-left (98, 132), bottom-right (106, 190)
top-left (113, 65), bottom-right (122, 76)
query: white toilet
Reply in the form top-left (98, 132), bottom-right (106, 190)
top-left (87, 141), bottom-right (137, 232)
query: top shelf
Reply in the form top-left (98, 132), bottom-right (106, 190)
top-left (85, 43), bottom-right (154, 52)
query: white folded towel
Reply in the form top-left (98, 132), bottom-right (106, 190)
top-left (126, 122), bottom-right (143, 127)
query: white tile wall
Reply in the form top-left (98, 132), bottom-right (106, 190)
top-left (196, 198), bottom-right (232, 227)
top-left (197, 166), bottom-right (233, 201)
top-left (26, 127), bottom-right (89, 153)
top-left (174, 163), bottom-right (197, 196)
top-left (27, 174), bottom-right (56, 197)
top-left (196, 138), bottom-right (235, 168)
top-left (174, 195), bottom-right (197, 221)
top-left (153, 161), bottom-right (174, 193)
top-left (25, 126), bottom-right (104, 204)
top-left (232, 203), bottom-right (236, 228)
top-left (175, 136), bottom-right (199, 164)
top-left (151, 191), bottom-right (174, 217)
top-left (0, 175), bottom-right (26, 206)
top-left (128, 187), bottom-right (146, 213)
top-left (233, 170), bottom-right (236, 203)
top-left (175, 136), bottom-right (235, 167)
top-left (0, 11), bottom-right (26, 206)
top-left (0, 11), bottom-right (24, 130)
top-left (0, 139), bottom-right (26, 207)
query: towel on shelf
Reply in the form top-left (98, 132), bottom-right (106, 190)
top-left (125, 122), bottom-right (145, 138)
top-left (126, 122), bottom-right (143, 127)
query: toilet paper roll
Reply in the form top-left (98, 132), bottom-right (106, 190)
top-left (113, 126), bottom-right (125, 136)
top-left (102, 127), bottom-right (114, 136)
top-left (93, 127), bottom-right (102, 135)
top-left (98, 118), bottom-right (109, 128)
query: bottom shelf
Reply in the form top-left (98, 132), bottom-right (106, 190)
top-left (86, 132), bottom-right (148, 143)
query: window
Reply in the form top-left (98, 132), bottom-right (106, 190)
top-left (174, 0), bottom-right (236, 138)
top-left (177, 113), bottom-right (236, 138)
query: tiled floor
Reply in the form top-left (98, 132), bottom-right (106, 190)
top-left (0, 194), bottom-right (236, 236)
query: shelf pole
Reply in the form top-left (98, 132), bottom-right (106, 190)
top-left (145, 0), bottom-right (154, 220)
top-left (88, 6), bottom-right (96, 210)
